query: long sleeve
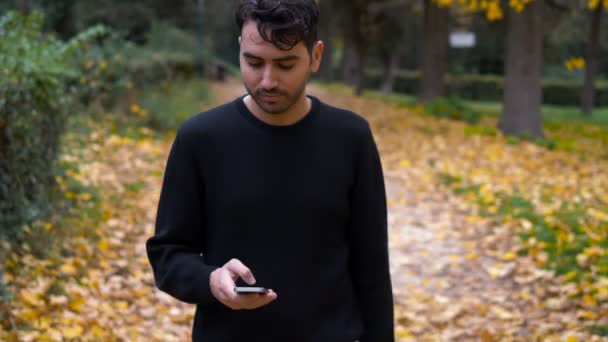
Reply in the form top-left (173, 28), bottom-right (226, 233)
top-left (146, 128), bottom-right (219, 306)
top-left (347, 123), bottom-right (395, 342)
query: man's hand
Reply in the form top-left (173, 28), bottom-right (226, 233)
top-left (210, 258), bottom-right (278, 310)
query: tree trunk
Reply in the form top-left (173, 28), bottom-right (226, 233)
top-left (353, 43), bottom-right (366, 96)
top-left (19, 0), bottom-right (31, 14)
top-left (498, 0), bottom-right (544, 138)
top-left (318, 0), bottom-right (335, 83)
top-left (581, 4), bottom-right (603, 115)
top-left (381, 50), bottom-right (400, 95)
top-left (341, 42), bottom-right (358, 87)
top-left (52, 0), bottom-right (76, 40)
top-left (417, 0), bottom-right (449, 103)
top-left (337, 0), bottom-right (368, 96)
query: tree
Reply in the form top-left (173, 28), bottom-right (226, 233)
top-left (498, 0), bottom-right (545, 138)
top-left (581, 0), bottom-right (606, 114)
top-left (418, 0), bottom-right (449, 102)
top-left (367, 0), bottom-right (415, 94)
top-left (449, 0), bottom-right (545, 138)
top-left (318, 0), bottom-right (337, 82)
top-left (336, 0), bottom-right (373, 95)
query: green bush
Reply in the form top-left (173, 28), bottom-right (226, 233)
top-left (136, 78), bottom-right (211, 131)
top-left (364, 69), bottom-right (608, 107)
top-left (0, 10), bottom-right (106, 242)
top-left (73, 21), bottom-right (206, 111)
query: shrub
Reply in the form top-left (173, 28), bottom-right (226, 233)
top-left (363, 69), bottom-right (608, 107)
top-left (0, 10), bottom-right (106, 242)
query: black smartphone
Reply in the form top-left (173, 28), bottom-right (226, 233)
top-left (234, 286), bottom-right (269, 294)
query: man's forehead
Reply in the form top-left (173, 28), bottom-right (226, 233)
top-left (240, 20), bottom-right (306, 56)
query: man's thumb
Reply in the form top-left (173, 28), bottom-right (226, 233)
top-left (225, 258), bottom-right (256, 285)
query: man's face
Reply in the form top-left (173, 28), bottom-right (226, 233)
top-left (239, 20), bottom-right (323, 115)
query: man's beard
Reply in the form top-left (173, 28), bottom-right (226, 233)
top-left (244, 73), bottom-right (309, 115)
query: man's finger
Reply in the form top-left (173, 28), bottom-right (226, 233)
top-left (225, 258), bottom-right (256, 285)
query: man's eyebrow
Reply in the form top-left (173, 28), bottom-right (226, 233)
top-left (242, 52), bottom-right (300, 62)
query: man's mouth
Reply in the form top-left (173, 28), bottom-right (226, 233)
top-left (259, 93), bottom-right (283, 101)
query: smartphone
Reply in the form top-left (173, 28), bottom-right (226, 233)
top-left (234, 286), bottom-right (269, 294)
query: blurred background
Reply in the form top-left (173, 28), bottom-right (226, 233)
top-left (1, 0), bottom-right (607, 340)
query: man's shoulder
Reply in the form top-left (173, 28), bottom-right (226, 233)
top-left (317, 98), bottom-right (371, 136)
top-left (177, 99), bottom-right (238, 138)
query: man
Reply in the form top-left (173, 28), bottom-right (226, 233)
top-left (146, 0), bottom-right (394, 341)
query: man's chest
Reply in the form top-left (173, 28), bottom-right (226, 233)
top-left (201, 134), bottom-right (357, 224)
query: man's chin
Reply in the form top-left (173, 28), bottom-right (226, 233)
top-left (252, 97), bottom-right (290, 115)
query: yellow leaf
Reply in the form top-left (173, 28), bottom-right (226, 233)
top-left (465, 252), bottom-right (479, 260)
top-left (596, 286), bottom-right (608, 300)
top-left (466, 215), bottom-right (483, 223)
top-left (582, 294), bottom-right (597, 308)
top-left (20, 289), bottom-right (44, 307)
top-left (79, 192), bottom-right (92, 201)
top-left (61, 325), bottom-right (83, 339)
top-left (577, 310), bottom-right (598, 320)
top-left (69, 297), bottom-right (86, 312)
top-left (98, 239), bottom-right (109, 251)
top-left (565, 334), bottom-right (578, 342)
top-left (60, 263), bottom-right (77, 276)
top-left (479, 329), bottom-right (495, 342)
top-left (92, 326), bottom-right (106, 337)
top-left (564, 271), bottom-right (578, 282)
top-left (501, 251), bottom-right (517, 261)
top-left (116, 301), bottom-right (130, 311)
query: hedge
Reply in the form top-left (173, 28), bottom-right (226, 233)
top-left (0, 11), bottom-right (106, 242)
top-left (364, 69), bottom-right (608, 107)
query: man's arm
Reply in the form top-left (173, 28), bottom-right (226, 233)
top-left (146, 128), bottom-right (219, 306)
top-left (347, 122), bottom-right (395, 342)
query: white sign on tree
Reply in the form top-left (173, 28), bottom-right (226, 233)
top-left (450, 31), bottom-right (476, 48)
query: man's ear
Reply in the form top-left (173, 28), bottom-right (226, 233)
top-left (238, 36), bottom-right (242, 45)
top-left (310, 40), bottom-right (324, 73)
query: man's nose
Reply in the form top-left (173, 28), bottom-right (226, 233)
top-left (259, 67), bottom-right (279, 90)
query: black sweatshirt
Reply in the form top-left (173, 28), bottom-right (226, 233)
top-left (146, 95), bottom-right (394, 342)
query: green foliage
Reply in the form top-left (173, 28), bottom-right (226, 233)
top-left (135, 78), bottom-right (211, 131)
top-left (75, 21), bottom-right (206, 110)
top-left (589, 325), bottom-right (608, 337)
top-left (0, 10), bottom-right (106, 242)
top-left (123, 21), bottom-right (203, 82)
top-left (423, 96), bottom-right (482, 124)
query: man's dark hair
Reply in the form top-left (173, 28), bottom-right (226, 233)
top-left (235, 0), bottom-right (319, 52)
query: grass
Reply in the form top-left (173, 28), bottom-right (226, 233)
top-left (464, 100), bottom-right (608, 126)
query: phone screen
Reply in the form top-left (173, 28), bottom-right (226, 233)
top-left (234, 286), bottom-right (268, 294)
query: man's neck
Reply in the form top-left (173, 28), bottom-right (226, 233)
top-left (244, 94), bottom-right (311, 126)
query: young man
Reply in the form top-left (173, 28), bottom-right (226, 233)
top-left (146, 0), bottom-right (394, 341)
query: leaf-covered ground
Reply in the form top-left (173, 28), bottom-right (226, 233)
top-left (2, 79), bottom-right (607, 341)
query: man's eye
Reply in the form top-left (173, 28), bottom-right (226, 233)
top-left (278, 65), bottom-right (294, 70)
top-left (248, 62), bottom-right (263, 68)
